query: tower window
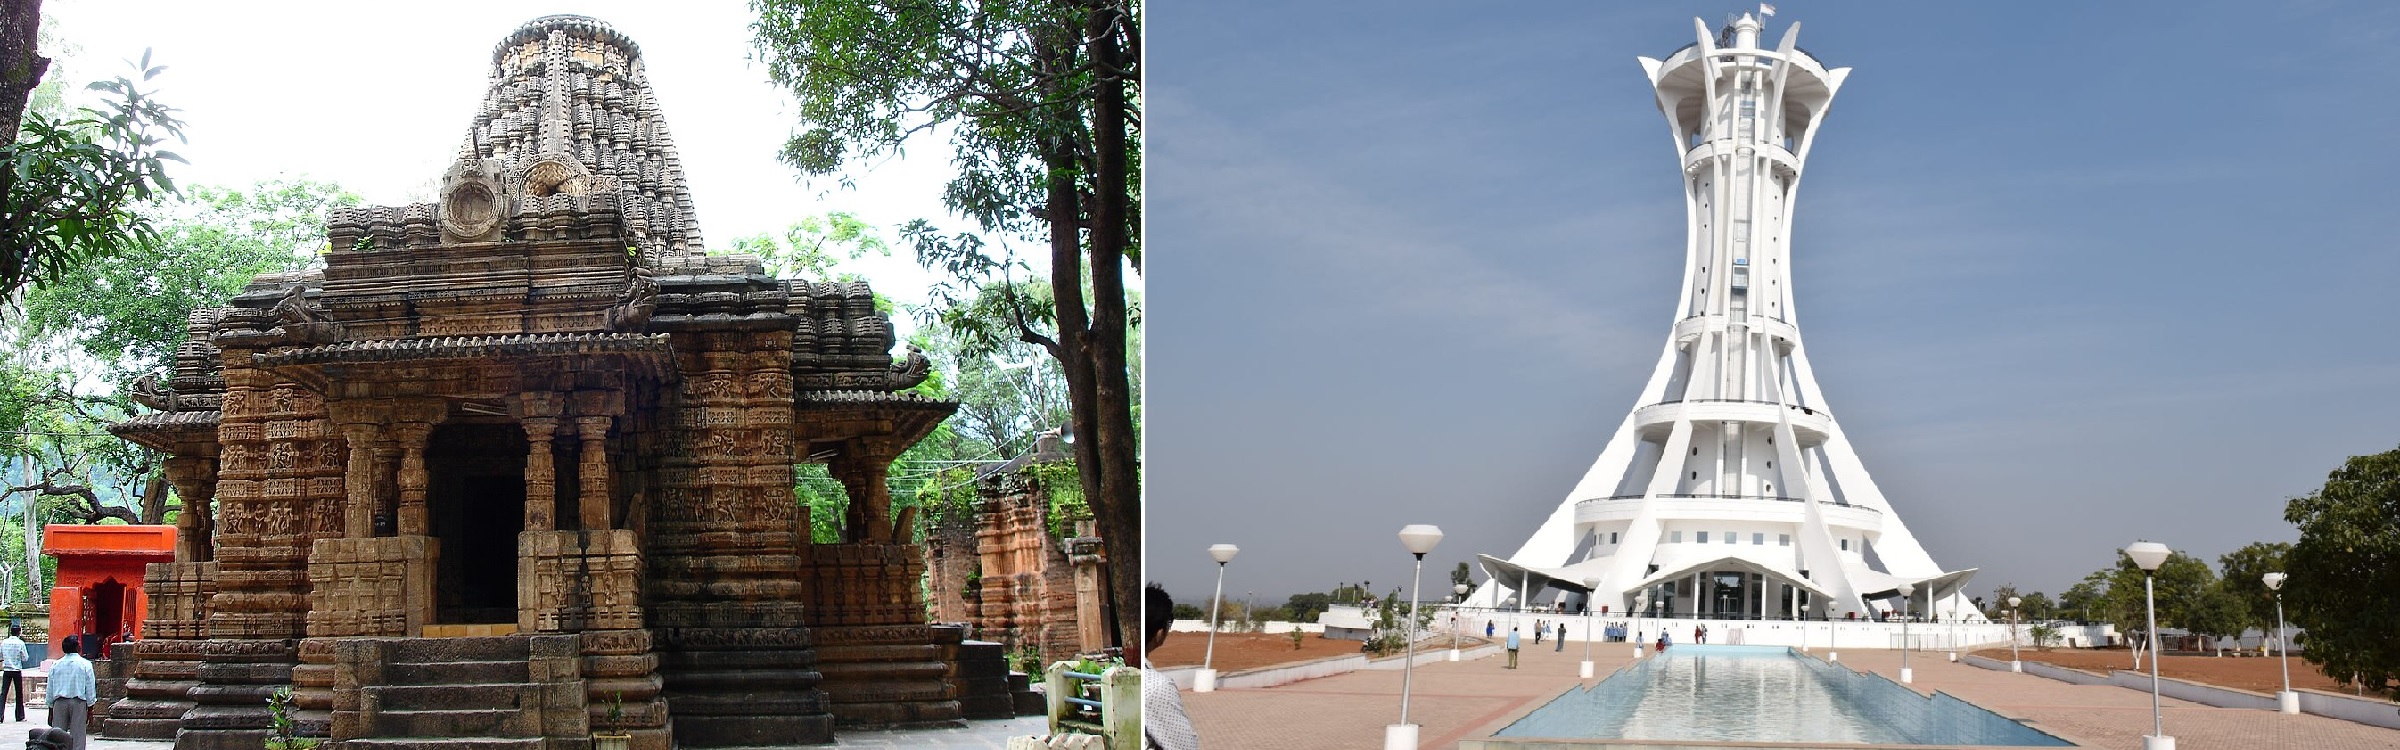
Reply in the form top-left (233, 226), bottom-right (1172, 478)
top-left (1753, 533), bottom-right (1764, 545)
top-left (1691, 471), bottom-right (1699, 480)
top-left (1673, 531), bottom-right (1684, 543)
top-left (1611, 532), bottom-right (1619, 544)
top-left (1779, 534), bottom-right (1791, 546)
top-left (1724, 531), bottom-right (1736, 544)
top-left (1840, 539), bottom-right (1849, 551)
top-left (1698, 531), bottom-right (1710, 544)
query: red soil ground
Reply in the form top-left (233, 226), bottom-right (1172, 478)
top-left (1150, 631), bottom-right (1484, 674)
top-left (1973, 647), bottom-right (2392, 699)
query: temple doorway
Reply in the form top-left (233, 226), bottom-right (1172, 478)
top-left (428, 423), bottom-right (529, 624)
top-left (85, 578), bottom-right (125, 654)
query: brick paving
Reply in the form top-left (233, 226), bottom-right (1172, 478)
top-left (1183, 640), bottom-right (1642, 749)
top-left (1829, 649), bottom-right (2400, 750)
top-left (1179, 643), bottom-right (2400, 749)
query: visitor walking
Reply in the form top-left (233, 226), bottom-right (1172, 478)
top-left (1506, 626), bottom-right (1521, 669)
top-left (1140, 585), bottom-right (1200, 750)
top-left (1553, 621), bottom-right (1566, 651)
top-left (1534, 619), bottom-right (1544, 645)
top-left (1, 625), bottom-right (26, 721)
top-left (1694, 625), bottom-right (1705, 645)
top-left (1486, 620), bottom-right (1495, 638)
top-left (49, 635), bottom-right (95, 750)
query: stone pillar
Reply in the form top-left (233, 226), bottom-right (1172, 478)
top-left (394, 423), bottom-right (432, 537)
top-left (523, 417), bottom-right (560, 532)
top-left (576, 416), bottom-right (613, 531)
top-left (161, 456), bottom-right (216, 563)
top-left (339, 425), bottom-right (381, 539)
top-left (830, 452), bottom-right (893, 543)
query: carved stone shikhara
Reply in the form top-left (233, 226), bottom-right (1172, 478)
top-left (107, 15), bottom-right (958, 749)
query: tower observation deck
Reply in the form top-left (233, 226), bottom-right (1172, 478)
top-left (1470, 14), bottom-right (1977, 622)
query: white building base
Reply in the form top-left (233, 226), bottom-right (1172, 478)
top-left (1192, 668), bottom-right (1217, 693)
top-left (1384, 724), bottom-right (1418, 750)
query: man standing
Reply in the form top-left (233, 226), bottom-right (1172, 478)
top-left (1554, 620), bottom-right (1566, 652)
top-left (48, 635), bottom-right (94, 750)
top-left (1505, 626), bottom-right (1520, 669)
top-left (1, 626), bottom-right (26, 721)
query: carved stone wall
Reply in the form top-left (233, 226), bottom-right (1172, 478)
top-left (305, 536), bottom-right (436, 638)
top-left (521, 529), bottom-right (643, 632)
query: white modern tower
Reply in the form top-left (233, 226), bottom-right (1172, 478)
top-left (1471, 14), bottom-right (1977, 622)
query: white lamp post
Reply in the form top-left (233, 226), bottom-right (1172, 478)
top-left (1633, 590), bottom-right (1650, 659)
top-left (2127, 541), bottom-right (2174, 750)
top-left (1195, 543), bottom-right (1238, 693)
top-left (2265, 572), bottom-right (2297, 714)
top-left (1897, 582), bottom-right (1915, 684)
top-left (1388, 525), bottom-right (1443, 750)
top-left (1580, 578), bottom-right (1599, 679)
top-left (1450, 582), bottom-right (1468, 661)
top-left (2007, 596), bottom-right (2022, 673)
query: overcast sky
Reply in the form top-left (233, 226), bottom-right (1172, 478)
top-left (1146, 1), bottom-right (2400, 610)
top-left (44, 0), bottom-right (983, 322)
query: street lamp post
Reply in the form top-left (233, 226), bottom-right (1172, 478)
top-left (1389, 525), bottom-right (1444, 750)
top-left (1196, 543), bottom-right (1239, 693)
top-left (1897, 582), bottom-right (1915, 684)
top-left (2127, 541), bottom-right (2175, 750)
top-left (1450, 583), bottom-right (1469, 661)
top-left (2007, 596), bottom-right (2022, 673)
top-left (1580, 578), bottom-right (1599, 679)
top-left (2265, 572), bottom-right (2297, 714)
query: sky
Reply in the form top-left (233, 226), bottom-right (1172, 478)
top-left (1146, 1), bottom-right (2400, 610)
top-left (41, 0), bottom-right (988, 324)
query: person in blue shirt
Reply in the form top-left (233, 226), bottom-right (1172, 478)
top-left (48, 635), bottom-right (95, 750)
top-left (1504, 626), bottom-right (1521, 669)
top-left (1, 625), bottom-right (27, 721)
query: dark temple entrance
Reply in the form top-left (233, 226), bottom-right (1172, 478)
top-left (428, 422), bottom-right (528, 624)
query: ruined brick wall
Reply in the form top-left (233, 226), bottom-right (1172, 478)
top-left (969, 469), bottom-right (1086, 664)
top-left (923, 513), bottom-right (978, 624)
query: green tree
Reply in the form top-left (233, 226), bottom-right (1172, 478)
top-left (21, 178), bottom-right (356, 380)
top-left (2283, 447), bottom-right (2400, 700)
top-left (2181, 580), bottom-right (2250, 654)
top-left (12, 178), bottom-right (355, 525)
top-left (0, 49), bottom-right (186, 299)
top-left (2059, 573), bottom-right (2111, 624)
top-left (753, 0), bottom-right (1143, 651)
top-left (723, 210), bottom-right (889, 282)
top-left (1283, 592), bottom-right (1332, 623)
top-left (2016, 591), bottom-right (2056, 622)
top-left (2216, 541), bottom-right (2292, 636)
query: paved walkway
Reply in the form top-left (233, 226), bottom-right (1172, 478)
top-left (1178, 643), bottom-right (2400, 749)
top-left (1830, 649), bottom-right (2400, 750)
top-left (1182, 640), bottom-right (1644, 749)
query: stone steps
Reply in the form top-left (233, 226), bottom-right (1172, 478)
top-left (344, 635), bottom-right (555, 747)
top-left (367, 683), bottom-right (537, 712)
top-left (387, 660), bottom-right (530, 685)
top-left (344, 737), bottom-right (548, 750)
top-left (369, 708), bottom-right (537, 738)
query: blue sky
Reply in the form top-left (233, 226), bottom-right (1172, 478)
top-left (1146, 1), bottom-right (2400, 610)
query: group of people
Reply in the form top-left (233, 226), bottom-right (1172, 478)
top-left (0, 626), bottom-right (98, 750)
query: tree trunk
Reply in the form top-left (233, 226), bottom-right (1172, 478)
top-left (139, 474), bottom-right (168, 525)
top-left (1081, 0), bottom-right (1142, 663)
top-left (0, 0), bottom-right (46, 148)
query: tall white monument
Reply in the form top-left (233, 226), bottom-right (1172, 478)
top-left (1472, 14), bottom-right (1977, 622)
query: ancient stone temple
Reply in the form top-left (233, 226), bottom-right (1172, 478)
top-left (924, 435), bottom-right (1110, 667)
top-left (107, 16), bottom-right (960, 749)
